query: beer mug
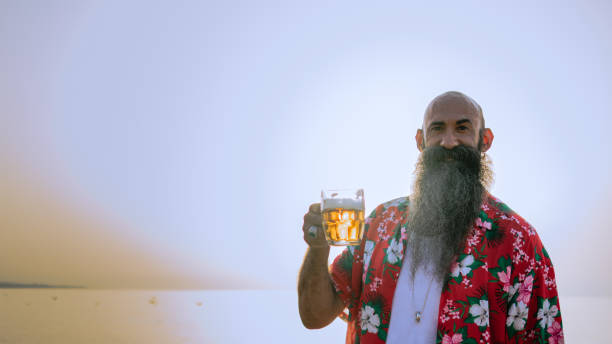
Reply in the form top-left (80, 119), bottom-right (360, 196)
top-left (321, 188), bottom-right (365, 246)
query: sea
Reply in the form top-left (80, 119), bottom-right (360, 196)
top-left (0, 289), bottom-right (606, 343)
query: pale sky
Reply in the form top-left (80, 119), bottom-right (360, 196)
top-left (1, 1), bottom-right (611, 297)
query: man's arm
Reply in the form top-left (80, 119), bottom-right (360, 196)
top-left (298, 246), bottom-right (345, 329)
top-left (298, 203), bottom-right (346, 329)
top-left (505, 231), bottom-right (564, 343)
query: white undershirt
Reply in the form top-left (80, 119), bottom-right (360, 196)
top-left (386, 245), bottom-right (443, 343)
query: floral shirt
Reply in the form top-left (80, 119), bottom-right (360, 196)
top-left (330, 194), bottom-right (563, 344)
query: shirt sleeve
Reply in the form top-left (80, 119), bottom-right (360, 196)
top-left (329, 246), bottom-right (355, 307)
top-left (507, 230), bottom-right (564, 343)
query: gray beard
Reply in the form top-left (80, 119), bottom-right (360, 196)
top-left (407, 146), bottom-right (491, 282)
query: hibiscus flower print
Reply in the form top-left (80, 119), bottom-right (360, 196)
top-left (475, 217), bottom-right (492, 230)
top-left (450, 254), bottom-right (474, 277)
top-left (469, 299), bottom-right (489, 327)
top-left (385, 238), bottom-right (403, 264)
top-left (360, 305), bottom-right (380, 334)
top-left (547, 321), bottom-right (564, 344)
top-left (508, 282), bottom-right (520, 301)
top-left (516, 275), bottom-right (534, 304)
top-left (497, 266), bottom-right (512, 292)
top-left (440, 299), bottom-right (460, 323)
top-left (441, 333), bottom-right (463, 344)
top-left (506, 301), bottom-right (528, 331)
top-left (362, 240), bottom-right (375, 271)
top-left (400, 225), bottom-right (408, 241)
top-left (537, 299), bottom-right (559, 328)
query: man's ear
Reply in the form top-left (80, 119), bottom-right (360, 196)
top-left (415, 129), bottom-right (425, 152)
top-left (480, 128), bottom-right (494, 152)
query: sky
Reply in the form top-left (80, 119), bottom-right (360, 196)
top-left (1, 1), bottom-right (611, 297)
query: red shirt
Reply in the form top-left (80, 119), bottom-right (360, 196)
top-left (330, 194), bottom-right (564, 343)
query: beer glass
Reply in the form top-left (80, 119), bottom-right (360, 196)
top-left (320, 188), bottom-right (365, 246)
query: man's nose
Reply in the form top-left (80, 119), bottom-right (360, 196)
top-left (439, 131), bottom-right (459, 149)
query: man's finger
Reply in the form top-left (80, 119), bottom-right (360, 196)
top-left (303, 213), bottom-right (322, 229)
top-left (309, 203), bottom-right (321, 214)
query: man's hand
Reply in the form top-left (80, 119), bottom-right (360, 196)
top-left (298, 203), bottom-right (345, 329)
top-left (302, 203), bottom-right (329, 249)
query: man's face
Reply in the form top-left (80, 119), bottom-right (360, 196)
top-left (415, 93), bottom-right (493, 153)
top-left (422, 110), bottom-right (481, 150)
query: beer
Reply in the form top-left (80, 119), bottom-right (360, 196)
top-left (321, 189), bottom-right (365, 246)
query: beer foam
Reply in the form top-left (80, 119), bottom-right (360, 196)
top-left (322, 198), bottom-right (363, 210)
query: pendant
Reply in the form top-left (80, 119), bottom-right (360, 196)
top-left (415, 311), bottom-right (421, 322)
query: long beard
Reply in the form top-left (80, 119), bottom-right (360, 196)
top-left (407, 145), bottom-right (493, 281)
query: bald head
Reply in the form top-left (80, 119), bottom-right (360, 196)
top-left (416, 91), bottom-right (494, 152)
top-left (424, 91), bottom-right (484, 130)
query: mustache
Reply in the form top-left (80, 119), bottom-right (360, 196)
top-left (421, 145), bottom-right (481, 172)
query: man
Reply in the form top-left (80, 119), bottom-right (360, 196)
top-left (298, 92), bottom-right (563, 343)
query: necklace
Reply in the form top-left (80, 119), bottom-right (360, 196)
top-left (413, 275), bottom-right (435, 323)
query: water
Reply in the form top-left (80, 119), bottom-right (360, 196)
top-left (0, 289), bottom-right (346, 344)
top-left (0, 289), bottom-right (606, 343)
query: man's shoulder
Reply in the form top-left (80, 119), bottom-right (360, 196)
top-left (365, 196), bottom-right (410, 222)
top-left (380, 196), bottom-right (410, 209)
top-left (483, 193), bottom-right (538, 238)
top-left (369, 196), bottom-right (410, 215)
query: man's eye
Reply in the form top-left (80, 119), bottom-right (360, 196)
top-left (457, 126), bottom-right (469, 131)
top-left (431, 127), bottom-right (442, 131)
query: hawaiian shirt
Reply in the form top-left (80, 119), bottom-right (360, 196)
top-left (330, 194), bottom-right (564, 344)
